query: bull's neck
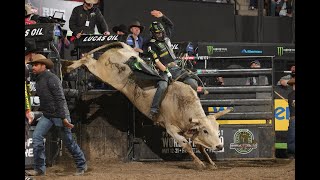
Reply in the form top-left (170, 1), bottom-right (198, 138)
top-left (118, 80), bottom-right (151, 117)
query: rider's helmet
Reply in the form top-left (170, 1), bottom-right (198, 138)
top-left (149, 21), bottom-right (166, 41)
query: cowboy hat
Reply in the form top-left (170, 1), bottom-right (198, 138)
top-left (84, 0), bottom-right (98, 4)
top-left (128, 20), bottom-right (144, 33)
top-left (250, 60), bottom-right (261, 66)
top-left (287, 77), bottom-right (295, 86)
top-left (112, 24), bottom-right (128, 34)
top-left (25, 3), bottom-right (33, 16)
top-left (29, 54), bottom-right (54, 69)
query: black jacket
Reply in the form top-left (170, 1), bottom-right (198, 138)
top-left (35, 70), bottom-right (70, 119)
top-left (144, 15), bottom-right (176, 66)
top-left (69, 5), bottom-right (109, 35)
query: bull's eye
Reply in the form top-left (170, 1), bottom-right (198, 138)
top-left (203, 130), bottom-right (208, 134)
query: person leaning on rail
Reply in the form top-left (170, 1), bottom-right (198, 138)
top-left (112, 24), bottom-right (128, 42)
top-left (126, 20), bottom-right (145, 56)
top-left (69, 0), bottom-right (110, 40)
top-left (245, 60), bottom-right (269, 86)
top-left (277, 65), bottom-right (295, 87)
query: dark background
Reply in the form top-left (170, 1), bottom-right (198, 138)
top-left (103, 0), bottom-right (294, 43)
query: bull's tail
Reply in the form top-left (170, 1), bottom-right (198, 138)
top-left (208, 107), bottom-right (234, 120)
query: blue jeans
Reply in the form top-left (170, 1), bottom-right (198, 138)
top-left (151, 71), bottom-right (169, 113)
top-left (287, 117), bottom-right (295, 154)
top-left (32, 115), bottom-right (86, 173)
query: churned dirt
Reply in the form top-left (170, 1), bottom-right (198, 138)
top-left (33, 158), bottom-right (295, 180)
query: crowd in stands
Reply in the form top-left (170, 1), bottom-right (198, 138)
top-left (246, 0), bottom-right (294, 17)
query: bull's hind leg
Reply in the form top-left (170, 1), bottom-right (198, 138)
top-left (196, 144), bottom-right (218, 170)
top-left (166, 125), bottom-right (206, 170)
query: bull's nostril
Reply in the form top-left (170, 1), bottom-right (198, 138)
top-left (216, 145), bottom-right (223, 151)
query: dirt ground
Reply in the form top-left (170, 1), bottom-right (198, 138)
top-left (32, 158), bottom-right (295, 180)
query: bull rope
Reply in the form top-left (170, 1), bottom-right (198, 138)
top-left (174, 70), bottom-right (209, 95)
top-left (274, 90), bottom-right (288, 102)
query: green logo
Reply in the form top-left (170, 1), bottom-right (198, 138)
top-left (207, 46), bottom-right (214, 56)
top-left (277, 47), bottom-right (284, 56)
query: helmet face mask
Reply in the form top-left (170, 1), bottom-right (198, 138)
top-left (150, 21), bottom-right (166, 41)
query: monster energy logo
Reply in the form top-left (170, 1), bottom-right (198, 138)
top-left (277, 47), bottom-right (295, 56)
top-left (207, 46), bottom-right (227, 55)
top-left (277, 47), bottom-right (284, 56)
top-left (207, 46), bottom-right (214, 55)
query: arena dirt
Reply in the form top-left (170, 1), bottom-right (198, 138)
top-left (33, 158), bottom-right (294, 180)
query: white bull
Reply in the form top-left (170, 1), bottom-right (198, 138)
top-left (66, 42), bottom-right (232, 169)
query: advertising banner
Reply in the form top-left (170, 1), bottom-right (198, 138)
top-left (274, 99), bottom-right (289, 131)
top-left (197, 42), bottom-right (295, 58)
top-left (137, 125), bottom-right (274, 160)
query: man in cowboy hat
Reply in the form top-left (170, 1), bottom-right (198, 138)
top-left (245, 60), bottom-right (269, 85)
top-left (112, 24), bottom-right (128, 35)
top-left (287, 74), bottom-right (295, 158)
top-left (126, 20), bottom-right (145, 55)
top-left (27, 54), bottom-right (87, 176)
top-left (112, 24), bottom-right (128, 42)
top-left (69, 0), bottom-right (110, 39)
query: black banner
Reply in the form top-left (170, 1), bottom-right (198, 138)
top-left (197, 42), bottom-right (295, 58)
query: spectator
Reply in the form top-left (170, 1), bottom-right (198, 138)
top-left (145, 10), bottom-right (198, 119)
top-left (269, 0), bottom-right (277, 16)
top-left (275, 0), bottom-right (292, 17)
top-left (126, 20), bottom-right (145, 55)
top-left (112, 24), bottom-right (128, 42)
top-left (25, 3), bottom-right (39, 25)
top-left (286, 74), bottom-right (295, 158)
top-left (277, 65), bottom-right (295, 87)
top-left (245, 60), bottom-right (269, 85)
top-left (249, 0), bottom-right (257, 10)
top-left (26, 54), bottom-right (87, 176)
top-left (216, 77), bottom-right (224, 85)
top-left (113, 24), bottom-right (128, 35)
top-left (69, 0), bottom-right (110, 39)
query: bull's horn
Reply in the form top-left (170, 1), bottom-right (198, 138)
top-left (208, 107), bottom-right (234, 120)
top-left (189, 117), bottom-right (200, 123)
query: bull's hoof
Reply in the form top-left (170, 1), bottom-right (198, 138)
top-left (206, 164), bottom-right (218, 170)
top-left (195, 161), bottom-right (206, 170)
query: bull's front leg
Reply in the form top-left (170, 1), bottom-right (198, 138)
top-left (166, 125), bottom-right (206, 170)
top-left (196, 144), bottom-right (217, 170)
